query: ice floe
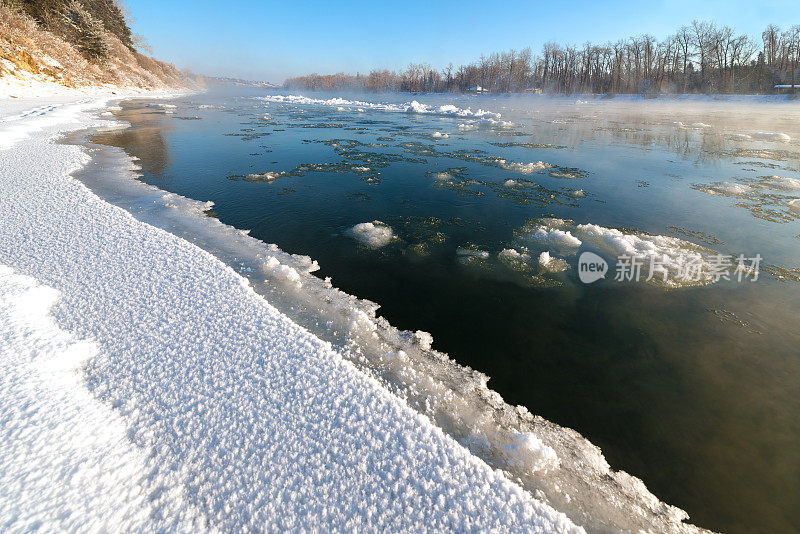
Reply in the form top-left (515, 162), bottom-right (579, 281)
top-left (516, 218), bottom-right (718, 287)
top-left (259, 94), bottom-right (502, 120)
top-left (499, 160), bottom-right (553, 174)
top-left (752, 132), bottom-right (791, 142)
top-left (347, 221), bottom-right (396, 247)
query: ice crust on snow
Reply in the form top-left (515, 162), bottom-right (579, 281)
top-left (0, 94), bottom-right (709, 533)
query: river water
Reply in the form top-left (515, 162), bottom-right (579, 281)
top-left (87, 87), bottom-right (799, 533)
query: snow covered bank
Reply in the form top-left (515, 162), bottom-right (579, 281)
top-left (0, 266), bottom-right (200, 530)
top-left (0, 95), bottom-right (585, 531)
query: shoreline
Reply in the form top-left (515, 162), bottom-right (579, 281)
top-left (1, 91), bottom-right (704, 532)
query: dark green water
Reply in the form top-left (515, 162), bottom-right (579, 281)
top-left (92, 87), bottom-right (800, 533)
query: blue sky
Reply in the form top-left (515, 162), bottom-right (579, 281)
top-left (127, 0), bottom-right (799, 82)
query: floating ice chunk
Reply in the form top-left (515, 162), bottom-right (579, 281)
top-left (456, 248), bottom-right (490, 259)
top-left (573, 189), bottom-right (586, 197)
top-left (432, 131), bottom-right (449, 139)
top-left (504, 179), bottom-right (518, 186)
top-left (458, 122), bottom-right (478, 131)
top-left (498, 248), bottom-right (532, 272)
top-left (259, 95), bottom-right (501, 120)
top-left (752, 132), bottom-right (791, 142)
top-left (698, 181), bottom-right (752, 196)
top-left (691, 122), bottom-right (712, 128)
top-left (499, 248), bottom-right (528, 261)
top-left (351, 166), bottom-right (371, 173)
top-left (499, 160), bottom-right (552, 174)
top-left (518, 218), bottom-right (717, 287)
top-left (789, 199), bottom-right (800, 214)
top-left (529, 224), bottom-right (582, 252)
top-left (347, 221), bottom-right (396, 248)
top-left (246, 171), bottom-right (286, 182)
top-left (729, 133), bottom-right (752, 140)
top-left (764, 175), bottom-right (800, 191)
top-left (538, 252), bottom-right (569, 273)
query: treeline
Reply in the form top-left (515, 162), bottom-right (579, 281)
top-left (285, 21), bottom-right (800, 95)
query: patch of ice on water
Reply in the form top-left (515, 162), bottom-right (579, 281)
top-left (538, 251), bottom-right (570, 273)
top-left (526, 219), bottom-right (582, 253)
top-left (518, 218), bottom-right (717, 287)
top-left (347, 221), bottom-right (396, 248)
top-left (456, 247), bottom-right (490, 259)
top-left (789, 199), bottom-right (800, 214)
top-left (573, 189), bottom-right (586, 197)
top-left (499, 248), bottom-right (529, 261)
top-left (432, 131), bottom-right (449, 139)
top-left (499, 160), bottom-right (552, 174)
top-left (752, 132), bottom-right (791, 142)
top-left (246, 171), bottom-right (286, 182)
top-left (764, 175), bottom-right (800, 191)
top-left (698, 181), bottom-right (752, 196)
top-left (259, 95), bottom-right (502, 120)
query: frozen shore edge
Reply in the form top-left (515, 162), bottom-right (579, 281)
top-left (0, 91), bottom-right (705, 532)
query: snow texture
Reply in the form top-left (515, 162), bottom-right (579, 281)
top-left (0, 95), bottom-right (583, 532)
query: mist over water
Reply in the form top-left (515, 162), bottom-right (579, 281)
top-left (87, 87), bottom-right (799, 533)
